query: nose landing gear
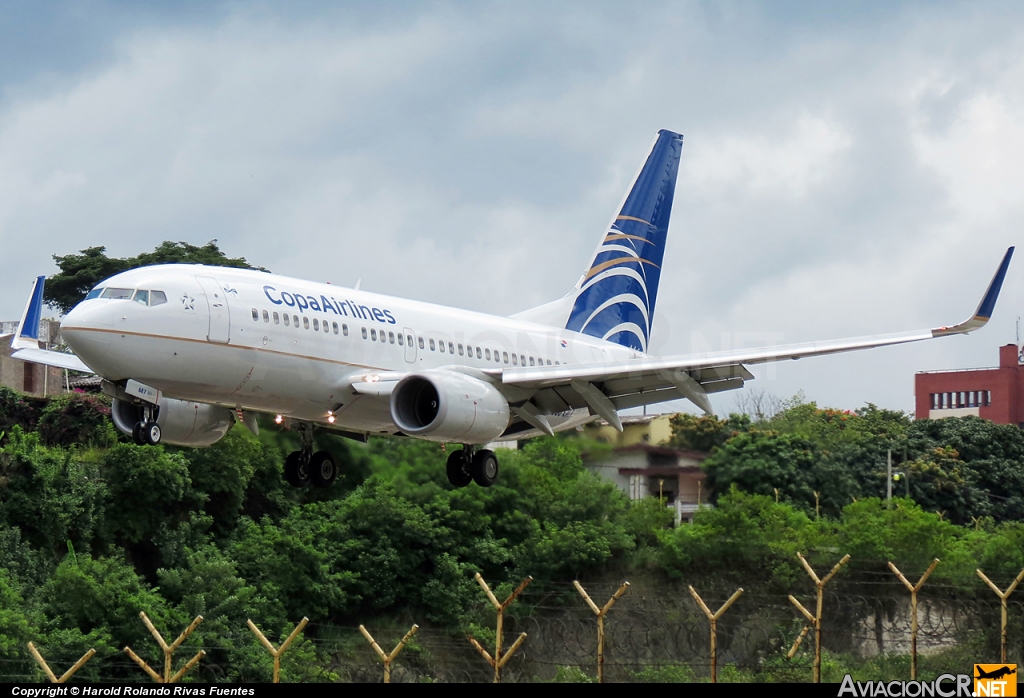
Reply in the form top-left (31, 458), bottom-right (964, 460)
top-left (132, 405), bottom-right (162, 446)
top-left (446, 446), bottom-right (500, 488)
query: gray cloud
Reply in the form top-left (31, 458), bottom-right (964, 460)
top-left (1, 1), bottom-right (1023, 415)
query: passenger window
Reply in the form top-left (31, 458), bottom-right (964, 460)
top-left (458, 344), bottom-right (464, 356)
top-left (362, 327), bottom-right (368, 339)
top-left (150, 291), bottom-right (167, 306)
top-left (439, 341), bottom-right (445, 353)
top-left (520, 355), bottom-right (525, 365)
top-left (418, 337), bottom-right (425, 349)
top-left (100, 288), bottom-right (133, 299)
top-left (430, 339), bottom-right (436, 351)
top-left (398, 334), bottom-right (404, 346)
top-left (134, 290), bottom-right (150, 305)
top-left (324, 321), bottom-right (330, 333)
top-left (273, 312), bottom-right (280, 324)
top-left (283, 314), bottom-right (290, 327)
top-left (86, 288), bottom-right (104, 300)
top-left (380, 331), bottom-right (386, 343)
top-left (293, 315), bottom-right (299, 327)
top-left (343, 324), bottom-right (349, 336)
top-left (448, 342), bottom-right (454, 354)
top-left (251, 308), bottom-right (258, 321)
top-left (555, 361), bottom-right (560, 365)
top-left (371, 329), bottom-right (377, 341)
top-left (263, 310), bottom-right (269, 322)
top-left (332, 322), bottom-right (339, 334)
top-left (485, 349), bottom-right (491, 360)
top-left (503, 352), bottom-right (509, 364)
top-left (303, 317), bottom-right (310, 330)
top-left (406, 334), bottom-right (412, 345)
top-left (546, 359), bottom-right (552, 365)
top-left (477, 347), bottom-right (482, 359)
top-left (313, 319), bottom-right (319, 331)
top-left (512, 354), bottom-right (518, 365)
top-left (389, 332), bottom-right (395, 344)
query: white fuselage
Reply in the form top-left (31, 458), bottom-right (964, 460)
top-left (60, 264), bottom-right (638, 436)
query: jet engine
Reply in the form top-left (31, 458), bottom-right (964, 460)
top-left (111, 397), bottom-right (234, 447)
top-left (390, 370), bottom-right (510, 443)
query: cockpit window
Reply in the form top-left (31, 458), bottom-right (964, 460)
top-left (150, 291), bottom-right (167, 306)
top-left (133, 290), bottom-right (149, 305)
top-left (100, 288), bottom-right (133, 299)
top-left (85, 288), bottom-right (104, 300)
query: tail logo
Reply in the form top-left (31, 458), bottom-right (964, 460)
top-left (566, 130), bottom-right (683, 353)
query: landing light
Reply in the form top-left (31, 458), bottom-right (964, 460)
top-left (327, 410), bottom-right (336, 424)
top-left (364, 374), bottom-right (380, 383)
top-left (274, 414), bottom-right (283, 424)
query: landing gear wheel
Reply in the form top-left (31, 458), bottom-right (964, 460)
top-left (446, 450), bottom-right (473, 488)
top-left (471, 449), bottom-right (499, 487)
top-left (309, 450), bottom-right (337, 488)
top-left (143, 421), bottom-right (162, 446)
top-left (284, 451), bottom-right (311, 487)
top-left (132, 421), bottom-right (146, 445)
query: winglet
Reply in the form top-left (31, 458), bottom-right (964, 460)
top-left (933, 247), bottom-right (1014, 337)
top-left (12, 276), bottom-right (46, 350)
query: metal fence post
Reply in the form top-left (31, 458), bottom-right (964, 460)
top-left (688, 586), bottom-right (743, 683)
top-left (359, 624), bottom-right (419, 683)
top-left (889, 558), bottom-right (940, 679)
top-left (977, 567), bottom-right (1024, 662)
top-left (574, 580), bottom-right (630, 682)
top-left (467, 573), bottom-right (531, 683)
top-left (247, 617), bottom-right (309, 683)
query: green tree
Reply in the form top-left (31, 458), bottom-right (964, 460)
top-left (45, 241), bottom-right (264, 314)
top-left (667, 412), bottom-right (749, 452)
top-left (657, 487), bottom-right (828, 592)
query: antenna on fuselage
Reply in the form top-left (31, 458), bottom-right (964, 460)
top-left (354, 278), bottom-right (362, 291)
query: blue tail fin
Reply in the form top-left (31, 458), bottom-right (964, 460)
top-left (565, 129), bottom-right (683, 353)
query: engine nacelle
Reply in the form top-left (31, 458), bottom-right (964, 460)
top-left (111, 397), bottom-right (234, 447)
top-left (390, 370), bottom-right (510, 444)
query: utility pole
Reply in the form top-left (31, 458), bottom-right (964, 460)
top-left (887, 449), bottom-right (892, 507)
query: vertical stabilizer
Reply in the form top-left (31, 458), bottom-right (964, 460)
top-left (12, 276), bottom-right (45, 350)
top-left (564, 130), bottom-right (683, 353)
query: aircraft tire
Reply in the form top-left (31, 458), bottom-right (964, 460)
top-left (471, 449), bottom-right (499, 488)
top-left (132, 421), bottom-right (147, 446)
top-left (144, 422), bottom-right (161, 446)
top-left (309, 450), bottom-right (337, 488)
top-left (446, 450), bottom-right (473, 488)
top-left (284, 451), bottom-right (311, 487)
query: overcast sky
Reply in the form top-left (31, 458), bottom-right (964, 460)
top-left (1, 1), bottom-right (1023, 415)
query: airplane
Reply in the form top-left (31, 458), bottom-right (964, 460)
top-left (9, 129), bottom-right (1015, 490)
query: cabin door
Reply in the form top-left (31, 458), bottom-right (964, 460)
top-left (195, 276), bottom-right (231, 344)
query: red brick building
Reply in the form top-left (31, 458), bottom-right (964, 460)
top-left (915, 344), bottom-right (1024, 424)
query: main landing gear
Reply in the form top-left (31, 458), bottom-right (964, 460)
top-left (132, 405), bottom-right (162, 446)
top-left (283, 421), bottom-right (337, 489)
top-left (446, 446), bottom-right (499, 488)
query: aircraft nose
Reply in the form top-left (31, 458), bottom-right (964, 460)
top-left (61, 300), bottom-right (114, 354)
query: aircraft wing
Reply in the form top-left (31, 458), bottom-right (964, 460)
top-left (11, 347), bottom-right (93, 374)
top-left (500, 247), bottom-right (1014, 428)
top-left (9, 275), bottom-right (96, 375)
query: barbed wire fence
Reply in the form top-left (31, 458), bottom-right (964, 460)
top-left (4, 569), bottom-right (1024, 683)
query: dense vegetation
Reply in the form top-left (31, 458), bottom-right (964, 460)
top-left (2, 387), bottom-right (1024, 681)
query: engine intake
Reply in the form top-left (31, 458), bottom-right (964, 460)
top-left (390, 370), bottom-right (510, 443)
top-left (111, 397), bottom-right (234, 447)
